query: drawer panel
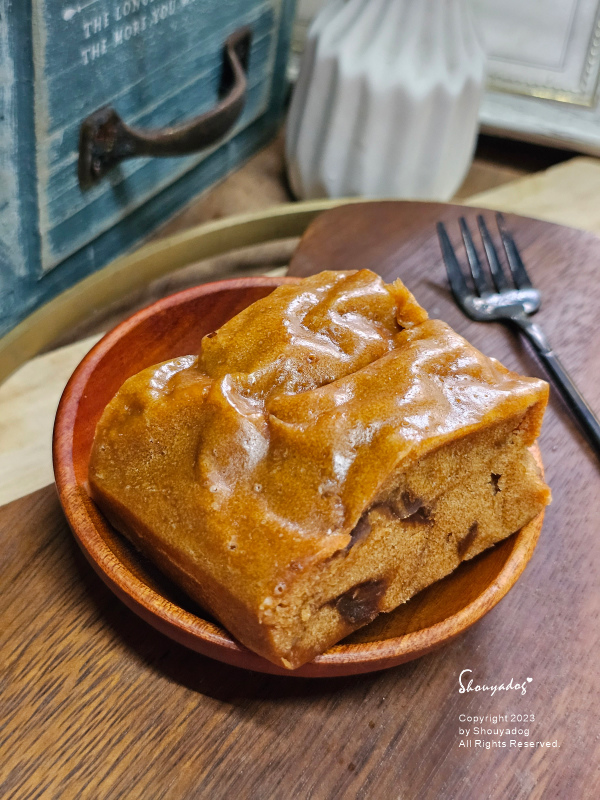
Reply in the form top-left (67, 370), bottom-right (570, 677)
top-left (34, 0), bottom-right (283, 272)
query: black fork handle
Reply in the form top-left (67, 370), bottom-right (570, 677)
top-left (514, 316), bottom-right (600, 456)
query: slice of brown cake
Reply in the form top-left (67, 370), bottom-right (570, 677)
top-left (89, 270), bottom-right (550, 669)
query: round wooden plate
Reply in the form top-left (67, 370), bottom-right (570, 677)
top-left (53, 275), bottom-right (545, 677)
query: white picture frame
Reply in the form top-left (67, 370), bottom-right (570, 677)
top-left (475, 0), bottom-right (600, 154)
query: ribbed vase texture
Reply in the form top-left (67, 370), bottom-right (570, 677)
top-left (286, 0), bottom-right (486, 200)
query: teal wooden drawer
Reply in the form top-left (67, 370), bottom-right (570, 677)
top-left (0, 0), bottom-right (296, 335)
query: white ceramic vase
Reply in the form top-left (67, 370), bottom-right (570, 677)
top-left (286, 0), bottom-right (486, 201)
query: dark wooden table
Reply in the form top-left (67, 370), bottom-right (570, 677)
top-left (1, 202), bottom-right (599, 799)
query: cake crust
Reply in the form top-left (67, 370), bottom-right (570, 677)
top-left (89, 270), bottom-right (550, 669)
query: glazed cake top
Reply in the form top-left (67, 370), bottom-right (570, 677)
top-left (89, 270), bottom-right (548, 609)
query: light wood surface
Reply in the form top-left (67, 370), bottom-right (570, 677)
top-left (2, 200), bottom-right (599, 798)
top-left (465, 156), bottom-right (600, 235)
top-left (0, 335), bottom-right (102, 507)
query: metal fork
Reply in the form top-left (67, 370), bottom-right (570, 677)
top-left (437, 213), bottom-right (600, 457)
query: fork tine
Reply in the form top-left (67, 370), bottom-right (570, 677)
top-left (496, 212), bottom-right (533, 289)
top-left (437, 222), bottom-right (470, 303)
top-left (459, 217), bottom-right (493, 296)
top-left (477, 215), bottom-right (510, 291)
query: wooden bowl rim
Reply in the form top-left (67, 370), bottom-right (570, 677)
top-left (53, 275), bottom-right (544, 677)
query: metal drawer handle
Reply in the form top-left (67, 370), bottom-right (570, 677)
top-left (78, 26), bottom-right (252, 190)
